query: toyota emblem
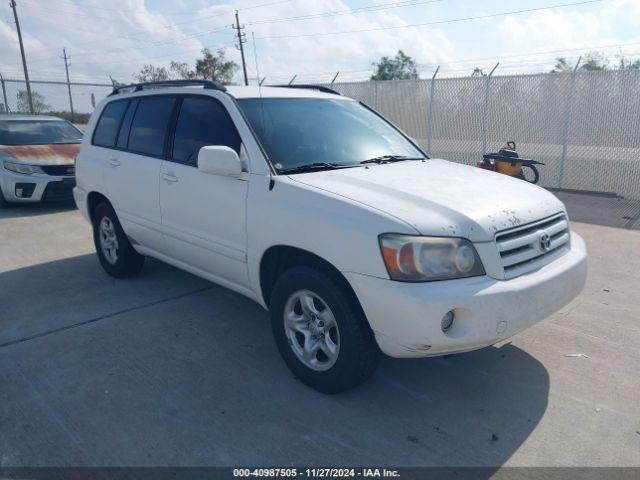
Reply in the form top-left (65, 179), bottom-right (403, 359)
top-left (539, 233), bottom-right (551, 251)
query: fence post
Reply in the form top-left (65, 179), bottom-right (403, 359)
top-left (426, 66), bottom-right (440, 155)
top-left (559, 57), bottom-right (581, 188)
top-left (0, 72), bottom-right (8, 114)
top-left (481, 63), bottom-right (499, 156)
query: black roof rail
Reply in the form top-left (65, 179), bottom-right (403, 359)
top-left (272, 84), bottom-right (341, 95)
top-left (110, 79), bottom-right (227, 96)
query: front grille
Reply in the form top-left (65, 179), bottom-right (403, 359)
top-left (41, 179), bottom-right (75, 202)
top-left (40, 165), bottom-right (75, 176)
top-left (495, 213), bottom-right (570, 279)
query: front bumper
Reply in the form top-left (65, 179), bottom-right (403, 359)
top-left (1, 170), bottom-right (75, 203)
top-left (345, 232), bottom-right (588, 358)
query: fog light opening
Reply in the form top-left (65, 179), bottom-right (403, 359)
top-left (441, 310), bottom-right (455, 332)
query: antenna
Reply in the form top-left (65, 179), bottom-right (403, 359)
top-left (252, 32), bottom-right (261, 87)
top-left (251, 32), bottom-right (273, 182)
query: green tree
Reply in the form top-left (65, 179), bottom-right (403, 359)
top-left (616, 54), bottom-right (640, 70)
top-left (371, 50), bottom-right (419, 81)
top-left (581, 51), bottom-right (608, 71)
top-left (551, 57), bottom-right (572, 73)
top-left (169, 61), bottom-right (196, 79)
top-left (16, 90), bottom-right (50, 114)
top-left (134, 64), bottom-right (169, 82)
top-left (133, 48), bottom-right (238, 84)
top-left (195, 48), bottom-right (238, 84)
top-left (552, 53), bottom-right (609, 73)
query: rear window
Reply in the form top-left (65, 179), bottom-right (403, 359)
top-left (127, 97), bottom-right (175, 157)
top-left (0, 120), bottom-right (82, 146)
top-left (93, 100), bottom-right (128, 147)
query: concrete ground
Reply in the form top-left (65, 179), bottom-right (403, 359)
top-left (0, 192), bottom-right (639, 468)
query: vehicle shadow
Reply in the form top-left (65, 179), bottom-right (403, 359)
top-left (0, 200), bottom-right (77, 219)
top-left (0, 254), bottom-right (549, 469)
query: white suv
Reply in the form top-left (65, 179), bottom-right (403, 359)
top-left (74, 80), bottom-right (587, 393)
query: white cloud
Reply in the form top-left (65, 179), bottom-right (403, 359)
top-left (0, 0), bottom-right (639, 87)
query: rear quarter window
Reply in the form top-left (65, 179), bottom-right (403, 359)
top-left (92, 100), bottom-right (128, 147)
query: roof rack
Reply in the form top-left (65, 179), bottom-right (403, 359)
top-left (272, 84), bottom-right (341, 95)
top-left (110, 79), bottom-right (227, 96)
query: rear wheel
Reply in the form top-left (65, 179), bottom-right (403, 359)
top-left (92, 202), bottom-right (144, 278)
top-left (270, 266), bottom-right (380, 394)
top-left (518, 165), bottom-right (540, 184)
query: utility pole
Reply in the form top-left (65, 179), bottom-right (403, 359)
top-left (61, 48), bottom-right (74, 122)
top-left (233, 10), bottom-right (249, 86)
top-left (10, 0), bottom-right (33, 114)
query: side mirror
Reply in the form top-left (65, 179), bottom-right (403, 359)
top-left (197, 146), bottom-right (242, 177)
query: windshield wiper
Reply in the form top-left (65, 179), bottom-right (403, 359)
top-left (360, 155), bottom-right (424, 165)
top-left (278, 162), bottom-right (353, 174)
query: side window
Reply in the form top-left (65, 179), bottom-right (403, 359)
top-left (116, 99), bottom-right (138, 149)
top-left (172, 96), bottom-right (241, 166)
top-left (92, 100), bottom-right (128, 147)
top-left (128, 96), bottom-right (175, 157)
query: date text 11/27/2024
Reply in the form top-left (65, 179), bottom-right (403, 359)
top-left (233, 468), bottom-right (401, 478)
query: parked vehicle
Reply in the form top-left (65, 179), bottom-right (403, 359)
top-left (478, 141), bottom-right (544, 184)
top-left (0, 115), bottom-right (82, 206)
top-left (74, 81), bottom-right (587, 393)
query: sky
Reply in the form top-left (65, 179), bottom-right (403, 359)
top-left (1, 0), bottom-right (640, 87)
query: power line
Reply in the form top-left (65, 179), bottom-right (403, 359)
top-left (27, 26), bottom-right (234, 64)
top-left (27, 0), bottom-right (294, 55)
top-left (255, 0), bottom-right (607, 39)
top-left (245, 0), bottom-right (445, 26)
top-left (67, 39), bottom-right (238, 69)
top-left (26, 0), bottom-right (444, 63)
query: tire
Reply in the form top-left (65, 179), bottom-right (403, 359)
top-left (270, 266), bottom-right (380, 394)
top-left (92, 202), bottom-right (144, 278)
top-left (0, 188), bottom-right (7, 208)
top-left (518, 165), bottom-right (540, 184)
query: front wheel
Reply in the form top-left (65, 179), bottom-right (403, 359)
top-left (92, 202), bottom-right (144, 278)
top-left (270, 266), bottom-right (380, 394)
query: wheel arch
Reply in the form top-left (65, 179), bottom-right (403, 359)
top-left (259, 245), bottom-right (361, 310)
top-left (86, 191), bottom-right (112, 222)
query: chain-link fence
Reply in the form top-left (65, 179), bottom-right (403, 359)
top-left (0, 77), bottom-right (112, 123)
top-left (2, 71), bottom-right (639, 198)
top-left (326, 69), bottom-right (640, 199)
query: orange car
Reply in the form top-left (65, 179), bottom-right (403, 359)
top-left (0, 115), bottom-right (82, 206)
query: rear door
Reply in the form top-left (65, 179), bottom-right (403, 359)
top-left (159, 94), bottom-right (249, 288)
top-left (104, 95), bottom-right (176, 252)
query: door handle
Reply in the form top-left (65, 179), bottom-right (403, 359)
top-left (162, 173), bottom-right (178, 183)
top-left (109, 158), bottom-right (121, 167)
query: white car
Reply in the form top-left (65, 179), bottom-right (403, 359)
top-left (74, 80), bottom-right (587, 393)
top-left (0, 115), bottom-right (82, 206)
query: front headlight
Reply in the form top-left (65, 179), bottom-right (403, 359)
top-left (3, 161), bottom-right (45, 175)
top-left (379, 234), bottom-right (485, 282)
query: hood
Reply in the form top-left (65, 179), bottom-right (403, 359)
top-left (289, 159), bottom-right (565, 242)
top-left (0, 144), bottom-right (80, 166)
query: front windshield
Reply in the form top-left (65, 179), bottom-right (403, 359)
top-left (0, 120), bottom-right (83, 146)
top-left (237, 98), bottom-right (423, 170)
